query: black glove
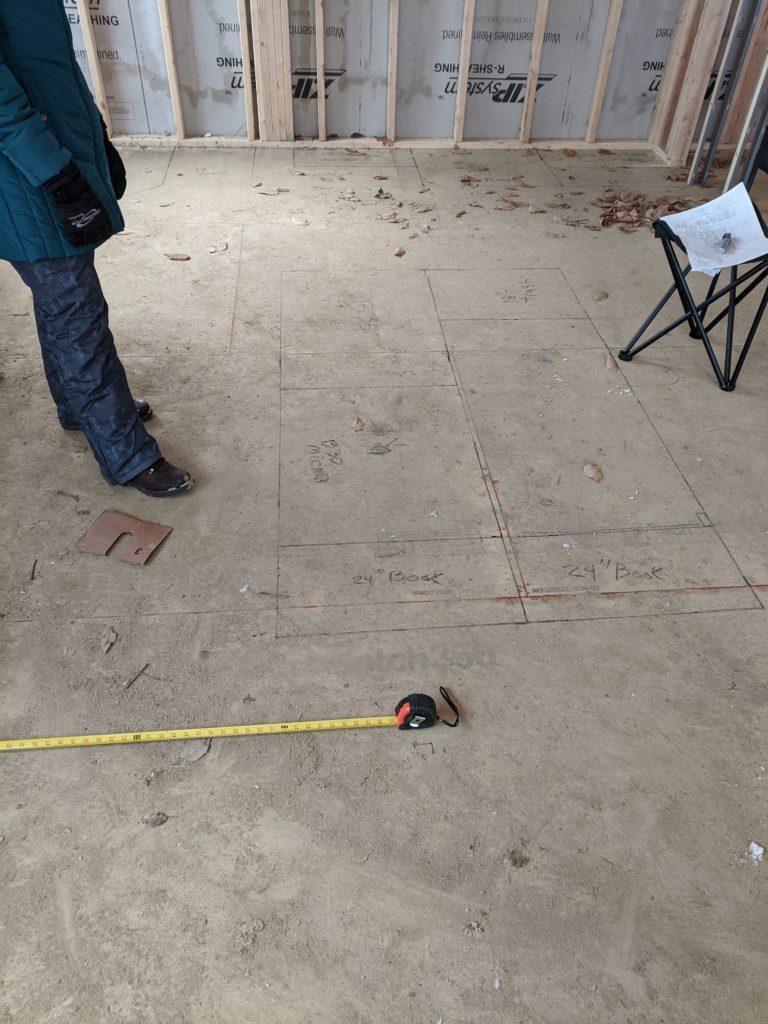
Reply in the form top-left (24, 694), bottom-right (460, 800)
top-left (101, 118), bottom-right (126, 199)
top-left (42, 161), bottom-right (113, 247)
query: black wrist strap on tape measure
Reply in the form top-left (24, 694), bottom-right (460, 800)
top-left (394, 687), bottom-right (460, 730)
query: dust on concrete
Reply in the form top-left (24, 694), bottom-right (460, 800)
top-left (1, 146), bottom-right (767, 1024)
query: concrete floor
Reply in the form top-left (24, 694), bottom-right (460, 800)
top-left (1, 146), bottom-right (767, 1023)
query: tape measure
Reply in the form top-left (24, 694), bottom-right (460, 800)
top-left (0, 688), bottom-right (460, 753)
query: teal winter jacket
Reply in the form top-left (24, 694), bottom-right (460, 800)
top-left (0, 0), bottom-right (123, 262)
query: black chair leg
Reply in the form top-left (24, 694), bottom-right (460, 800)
top-left (730, 284), bottom-right (768, 387)
top-left (618, 274), bottom-right (689, 362)
top-left (723, 267), bottom-right (737, 385)
top-left (619, 233), bottom-right (767, 389)
top-left (690, 272), bottom-right (720, 339)
top-left (663, 238), bottom-right (729, 389)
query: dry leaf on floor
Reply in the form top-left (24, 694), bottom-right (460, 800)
top-left (208, 241), bottom-right (228, 253)
top-left (547, 231), bottom-right (566, 238)
top-left (320, 175), bottom-right (334, 182)
top-left (353, 417), bottom-right (366, 432)
top-left (142, 812), bottom-right (169, 828)
top-left (592, 189), bottom-right (695, 231)
top-left (409, 233), bottom-right (418, 239)
top-left (598, 148), bottom-right (612, 155)
top-left (393, 247), bottom-right (406, 257)
top-left (163, 252), bottom-right (190, 261)
top-left (545, 202), bottom-right (570, 209)
top-left (252, 181), bottom-right (262, 188)
top-left (456, 210), bottom-right (467, 218)
top-left (666, 172), bottom-right (688, 182)
top-left (291, 216), bottom-right (309, 226)
top-left (606, 353), bottom-right (619, 373)
top-left (174, 739), bottom-right (211, 765)
top-left (583, 462), bottom-right (604, 483)
top-left (375, 188), bottom-right (393, 200)
top-left (345, 148), bottom-right (366, 157)
top-left (415, 206), bottom-right (433, 214)
top-left (563, 148), bottom-right (577, 157)
top-left (374, 174), bottom-right (389, 180)
top-left (592, 290), bottom-right (610, 301)
top-left (289, 168), bottom-right (306, 176)
top-left (418, 186), bottom-right (431, 193)
top-left (258, 188), bottom-right (289, 196)
top-left (511, 175), bottom-right (534, 188)
top-left (528, 204), bottom-right (546, 214)
top-left (461, 175), bottom-right (480, 187)
top-left (100, 626), bottom-right (118, 654)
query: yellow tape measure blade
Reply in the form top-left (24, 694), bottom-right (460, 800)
top-left (1, 715), bottom-right (400, 752)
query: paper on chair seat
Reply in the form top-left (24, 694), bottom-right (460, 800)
top-left (660, 182), bottom-right (768, 276)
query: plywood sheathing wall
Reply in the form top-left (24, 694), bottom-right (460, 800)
top-left (663, 0), bottom-right (733, 164)
top-left (721, 0), bottom-right (768, 144)
top-left (66, 0), bottom-right (175, 134)
top-left (290, 0), bottom-right (389, 139)
top-left (649, 0), bottom-right (768, 163)
top-left (66, 0), bottom-right (752, 156)
top-left (390, 0), bottom-right (683, 142)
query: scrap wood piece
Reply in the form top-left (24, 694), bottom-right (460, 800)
top-left (77, 511), bottom-right (172, 566)
top-left (122, 663), bottom-right (150, 690)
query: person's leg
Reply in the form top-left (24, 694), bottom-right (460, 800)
top-left (11, 253), bottom-right (161, 484)
top-left (27, 285), bottom-right (76, 428)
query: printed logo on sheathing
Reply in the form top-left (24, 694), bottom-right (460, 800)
top-left (395, 0), bottom-right (466, 140)
top-left (643, 66), bottom-right (732, 102)
top-left (441, 67), bottom-right (556, 103)
top-left (292, 69), bottom-right (346, 101)
top-left (217, 55), bottom-right (257, 94)
top-left (64, 0), bottom-right (174, 135)
top-left (463, 0), bottom-right (618, 140)
top-left (64, 0), bottom-right (118, 25)
top-left (289, 0), bottom-right (388, 140)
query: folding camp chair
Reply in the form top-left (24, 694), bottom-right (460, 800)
top-left (618, 125), bottom-right (768, 391)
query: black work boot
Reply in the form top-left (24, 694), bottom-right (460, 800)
top-left (134, 399), bottom-right (153, 422)
top-left (126, 458), bottom-right (193, 497)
